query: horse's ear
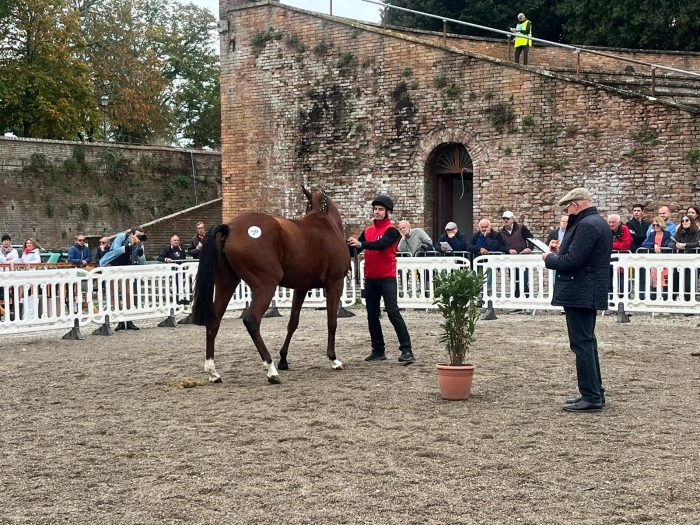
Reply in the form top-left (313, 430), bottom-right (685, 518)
top-left (302, 186), bottom-right (311, 202)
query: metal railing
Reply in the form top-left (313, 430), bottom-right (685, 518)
top-left (355, 0), bottom-right (700, 96)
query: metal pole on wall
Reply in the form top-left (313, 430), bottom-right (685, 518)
top-left (190, 151), bottom-right (198, 205)
top-left (330, 0), bottom-right (332, 16)
top-left (100, 94), bottom-right (109, 141)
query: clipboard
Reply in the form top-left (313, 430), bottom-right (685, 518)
top-left (439, 241), bottom-right (453, 252)
top-left (528, 238), bottom-right (550, 253)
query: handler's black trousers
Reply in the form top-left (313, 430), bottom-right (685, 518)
top-left (364, 277), bottom-right (411, 354)
top-left (564, 306), bottom-right (605, 403)
top-left (514, 45), bottom-right (529, 65)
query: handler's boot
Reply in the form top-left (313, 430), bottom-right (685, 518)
top-left (125, 321), bottom-right (140, 330)
top-left (364, 351), bottom-right (387, 362)
top-left (398, 350), bottom-right (416, 365)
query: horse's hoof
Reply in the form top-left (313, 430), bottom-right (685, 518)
top-left (333, 364), bottom-right (345, 370)
top-left (278, 361), bottom-right (289, 371)
top-left (268, 375), bottom-right (281, 385)
top-left (209, 377), bottom-right (222, 384)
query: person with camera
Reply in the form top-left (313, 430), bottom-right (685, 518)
top-left (99, 227), bottom-right (147, 330)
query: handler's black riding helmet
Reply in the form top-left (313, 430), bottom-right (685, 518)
top-left (371, 195), bottom-right (394, 212)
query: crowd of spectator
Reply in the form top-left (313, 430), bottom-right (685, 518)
top-left (395, 203), bottom-right (700, 258)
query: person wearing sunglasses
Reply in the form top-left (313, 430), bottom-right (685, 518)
top-left (95, 237), bottom-right (111, 265)
top-left (641, 216), bottom-right (672, 253)
top-left (67, 234), bottom-right (92, 267)
top-left (670, 216), bottom-right (699, 253)
top-left (542, 187), bottom-right (612, 413)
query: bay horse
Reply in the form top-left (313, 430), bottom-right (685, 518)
top-left (191, 187), bottom-right (351, 384)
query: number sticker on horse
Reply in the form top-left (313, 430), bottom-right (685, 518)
top-left (248, 226), bottom-right (262, 239)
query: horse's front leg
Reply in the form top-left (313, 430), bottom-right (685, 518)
top-left (325, 280), bottom-right (344, 370)
top-left (242, 285), bottom-right (280, 384)
top-left (278, 289), bottom-right (307, 370)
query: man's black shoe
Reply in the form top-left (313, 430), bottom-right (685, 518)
top-left (398, 351), bottom-right (416, 365)
top-left (562, 399), bottom-right (603, 412)
top-left (115, 322), bottom-right (126, 331)
top-left (126, 321), bottom-right (140, 331)
top-left (364, 352), bottom-right (387, 362)
top-left (565, 396), bottom-right (606, 407)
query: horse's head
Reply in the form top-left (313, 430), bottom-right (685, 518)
top-left (302, 186), bottom-right (330, 214)
top-left (302, 186), bottom-right (343, 231)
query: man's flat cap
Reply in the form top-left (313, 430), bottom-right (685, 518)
top-left (557, 187), bottom-right (592, 207)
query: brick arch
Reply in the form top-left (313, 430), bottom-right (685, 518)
top-left (412, 127), bottom-right (490, 237)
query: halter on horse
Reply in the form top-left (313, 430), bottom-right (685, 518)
top-left (191, 187), bottom-right (351, 384)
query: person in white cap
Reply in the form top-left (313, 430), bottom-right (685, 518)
top-left (510, 12), bottom-right (532, 65)
top-left (433, 221), bottom-right (467, 253)
top-left (499, 210), bottom-right (533, 299)
top-left (542, 187), bottom-right (612, 413)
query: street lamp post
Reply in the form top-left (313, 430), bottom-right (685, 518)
top-left (99, 94), bottom-right (109, 141)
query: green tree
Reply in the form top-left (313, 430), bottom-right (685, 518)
top-left (81, 0), bottom-right (174, 143)
top-left (382, 1), bottom-right (565, 43)
top-left (556, 0), bottom-right (700, 51)
top-left (158, 3), bottom-right (220, 148)
top-left (382, 0), bottom-right (699, 51)
top-left (0, 0), bottom-right (97, 138)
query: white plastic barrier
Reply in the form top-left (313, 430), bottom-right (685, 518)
top-left (91, 264), bottom-right (188, 325)
top-left (2, 255), bottom-right (698, 337)
top-left (359, 256), bottom-right (471, 309)
top-left (610, 252), bottom-right (700, 315)
top-left (0, 267), bottom-right (91, 334)
top-left (473, 254), bottom-right (558, 311)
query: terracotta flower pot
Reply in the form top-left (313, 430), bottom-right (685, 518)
top-left (436, 363), bottom-right (475, 400)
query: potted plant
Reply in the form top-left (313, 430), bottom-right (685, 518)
top-left (433, 268), bottom-right (487, 400)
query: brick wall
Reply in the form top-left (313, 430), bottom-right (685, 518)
top-left (0, 137), bottom-right (221, 250)
top-left (140, 198), bottom-right (222, 258)
top-left (219, 1), bottom-right (700, 240)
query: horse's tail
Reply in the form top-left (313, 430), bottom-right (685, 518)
top-left (192, 224), bottom-right (230, 326)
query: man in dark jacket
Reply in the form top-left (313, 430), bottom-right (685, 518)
top-left (187, 222), bottom-right (206, 259)
top-left (434, 221), bottom-right (468, 253)
top-left (468, 219), bottom-right (505, 255)
top-left (347, 195), bottom-right (414, 365)
top-left (543, 188), bottom-right (612, 413)
top-left (625, 203), bottom-right (650, 252)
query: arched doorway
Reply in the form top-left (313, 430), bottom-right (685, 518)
top-left (430, 143), bottom-right (473, 240)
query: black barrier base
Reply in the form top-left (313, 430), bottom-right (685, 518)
top-left (264, 303), bottom-right (282, 318)
top-left (158, 315), bottom-right (177, 328)
top-left (62, 319), bottom-right (85, 340)
top-left (481, 307), bottom-right (498, 321)
top-left (178, 313), bottom-right (194, 325)
top-left (337, 306), bottom-right (355, 318)
top-left (616, 302), bottom-right (630, 323)
top-left (92, 315), bottom-right (114, 336)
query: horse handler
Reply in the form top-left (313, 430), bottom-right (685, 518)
top-left (347, 195), bottom-right (415, 365)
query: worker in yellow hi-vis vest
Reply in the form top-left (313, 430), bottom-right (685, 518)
top-left (510, 13), bottom-right (532, 65)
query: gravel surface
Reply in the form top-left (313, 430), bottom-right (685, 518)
top-left (1, 309), bottom-right (698, 524)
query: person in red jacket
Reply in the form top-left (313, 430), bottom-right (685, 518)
top-left (347, 195), bottom-right (415, 365)
top-left (607, 214), bottom-right (633, 251)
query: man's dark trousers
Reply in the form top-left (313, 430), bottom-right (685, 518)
top-left (364, 277), bottom-right (411, 354)
top-left (564, 306), bottom-right (605, 403)
top-left (515, 45), bottom-right (529, 65)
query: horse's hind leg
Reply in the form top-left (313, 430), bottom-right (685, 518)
top-left (278, 289), bottom-right (308, 370)
top-left (242, 284), bottom-right (281, 384)
top-left (325, 280), bottom-right (345, 370)
top-left (205, 276), bottom-right (239, 383)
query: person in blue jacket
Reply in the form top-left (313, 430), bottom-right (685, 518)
top-left (67, 234), bottom-right (92, 267)
top-left (99, 227), bottom-right (147, 330)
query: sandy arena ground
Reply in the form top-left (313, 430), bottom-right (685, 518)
top-left (0, 308), bottom-right (698, 524)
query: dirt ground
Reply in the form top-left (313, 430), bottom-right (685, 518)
top-left (0, 307), bottom-right (698, 524)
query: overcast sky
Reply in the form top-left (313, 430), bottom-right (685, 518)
top-left (187, 0), bottom-right (383, 23)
